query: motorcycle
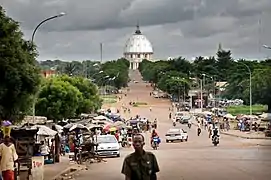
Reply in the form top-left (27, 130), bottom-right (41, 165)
top-left (152, 137), bottom-right (159, 150)
top-left (121, 136), bottom-right (128, 147)
top-left (197, 128), bottom-right (201, 136)
top-left (127, 136), bottom-right (133, 147)
top-left (75, 147), bottom-right (83, 164)
top-left (212, 135), bottom-right (219, 146)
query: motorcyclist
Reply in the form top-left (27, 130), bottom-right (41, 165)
top-left (172, 118), bottom-right (176, 126)
top-left (211, 126), bottom-right (220, 141)
top-left (153, 118), bottom-right (157, 129)
top-left (151, 129), bottom-right (159, 145)
top-left (120, 128), bottom-right (127, 142)
top-left (188, 119), bottom-right (192, 128)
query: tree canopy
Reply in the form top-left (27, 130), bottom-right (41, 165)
top-left (139, 50), bottom-right (271, 112)
top-left (36, 75), bottom-right (102, 121)
top-left (39, 58), bottom-right (130, 89)
top-left (0, 6), bottom-right (41, 121)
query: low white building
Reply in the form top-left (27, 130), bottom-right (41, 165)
top-left (123, 25), bottom-right (154, 69)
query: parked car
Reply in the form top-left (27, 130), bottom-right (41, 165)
top-left (165, 128), bottom-right (188, 142)
top-left (95, 135), bottom-right (120, 157)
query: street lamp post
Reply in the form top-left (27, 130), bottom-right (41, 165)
top-left (200, 79), bottom-right (203, 112)
top-left (105, 76), bottom-right (116, 95)
top-left (31, 13), bottom-right (66, 122)
top-left (202, 74), bottom-right (206, 88)
top-left (238, 61), bottom-right (252, 115)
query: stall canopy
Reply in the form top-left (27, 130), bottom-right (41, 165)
top-left (69, 124), bottom-right (88, 131)
top-left (34, 125), bottom-right (57, 136)
top-left (224, 114), bottom-right (235, 119)
top-left (259, 113), bottom-right (271, 120)
top-left (94, 115), bottom-right (109, 121)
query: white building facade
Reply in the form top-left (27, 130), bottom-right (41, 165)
top-left (123, 25), bottom-right (154, 70)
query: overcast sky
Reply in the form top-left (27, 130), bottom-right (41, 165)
top-left (2, 0), bottom-right (271, 61)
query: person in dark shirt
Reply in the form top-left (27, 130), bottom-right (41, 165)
top-left (121, 134), bottom-right (159, 180)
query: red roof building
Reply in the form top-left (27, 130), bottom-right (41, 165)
top-left (41, 70), bottom-right (57, 78)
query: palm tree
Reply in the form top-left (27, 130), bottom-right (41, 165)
top-left (64, 63), bottom-right (77, 76)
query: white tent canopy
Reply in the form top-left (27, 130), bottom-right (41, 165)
top-left (224, 114), bottom-right (235, 119)
top-left (54, 124), bottom-right (63, 133)
top-left (259, 113), bottom-right (271, 120)
top-left (94, 115), bottom-right (109, 120)
top-left (33, 125), bottom-right (57, 136)
top-left (202, 111), bottom-right (213, 115)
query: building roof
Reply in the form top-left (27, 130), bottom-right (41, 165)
top-left (124, 25), bottom-right (153, 54)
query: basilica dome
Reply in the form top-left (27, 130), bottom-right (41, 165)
top-left (123, 25), bottom-right (154, 70)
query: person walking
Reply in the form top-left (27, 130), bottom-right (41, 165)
top-left (121, 134), bottom-right (160, 180)
top-left (0, 136), bottom-right (18, 180)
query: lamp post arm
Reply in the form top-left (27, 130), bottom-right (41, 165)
top-left (31, 15), bottom-right (62, 45)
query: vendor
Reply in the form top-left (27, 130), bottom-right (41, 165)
top-left (40, 141), bottom-right (50, 158)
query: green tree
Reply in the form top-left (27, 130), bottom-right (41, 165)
top-left (100, 58), bottom-right (129, 89)
top-left (193, 56), bottom-right (217, 78)
top-left (0, 6), bottom-right (41, 121)
top-left (168, 57), bottom-right (192, 75)
top-left (216, 50), bottom-right (234, 81)
top-left (36, 78), bottom-right (82, 121)
top-left (242, 68), bottom-right (271, 112)
top-left (56, 75), bottom-right (102, 113)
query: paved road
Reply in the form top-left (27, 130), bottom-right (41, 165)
top-left (76, 70), bottom-right (271, 180)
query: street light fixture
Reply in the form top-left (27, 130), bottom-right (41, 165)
top-left (102, 76), bottom-right (115, 96)
top-left (31, 13), bottom-right (66, 122)
top-left (91, 70), bottom-right (103, 79)
top-left (263, 45), bottom-right (271, 49)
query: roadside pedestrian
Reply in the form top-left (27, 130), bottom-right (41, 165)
top-left (121, 134), bottom-right (160, 180)
top-left (0, 136), bottom-right (18, 180)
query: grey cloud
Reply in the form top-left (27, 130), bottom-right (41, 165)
top-left (1, 0), bottom-right (271, 61)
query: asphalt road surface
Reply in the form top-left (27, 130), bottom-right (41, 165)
top-left (76, 70), bottom-right (271, 180)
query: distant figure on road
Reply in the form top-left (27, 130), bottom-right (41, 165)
top-left (197, 121), bottom-right (201, 136)
top-left (153, 118), bottom-right (157, 129)
top-left (121, 134), bottom-right (160, 180)
top-left (149, 106), bottom-right (152, 112)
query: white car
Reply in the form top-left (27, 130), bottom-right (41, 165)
top-left (95, 135), bottom-right (120, 157)
top-left (165, 128), bottom-right (188, 143)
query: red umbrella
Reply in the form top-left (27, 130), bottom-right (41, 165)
top-left (103, 123), bottom-right (112, 131)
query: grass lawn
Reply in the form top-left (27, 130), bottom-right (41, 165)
top-left (226, 105), bottom-right (267, 115)
top-left (132, 102), bottom-right (148, 107)
top-left (102, 95), bottom-right (117, 104)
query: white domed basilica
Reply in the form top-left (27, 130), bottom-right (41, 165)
top-left (124, 25), bottom-right (154, 69)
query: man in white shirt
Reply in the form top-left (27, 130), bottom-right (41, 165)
top-left (40, 141), bottom-right (49, 156)
top-left (0, 136), bottom-right (18, 180)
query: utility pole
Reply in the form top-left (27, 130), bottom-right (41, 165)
top-left (183, 85), bottom-right (185, 102)
top-left (178, 87), bottom-right (180, 107)
top-left (213, 76), bottom-right (216, 108)
top-left (100, 43), bottom-right (103, 63)
top-left (200, 79), bottom-right (203, 112)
